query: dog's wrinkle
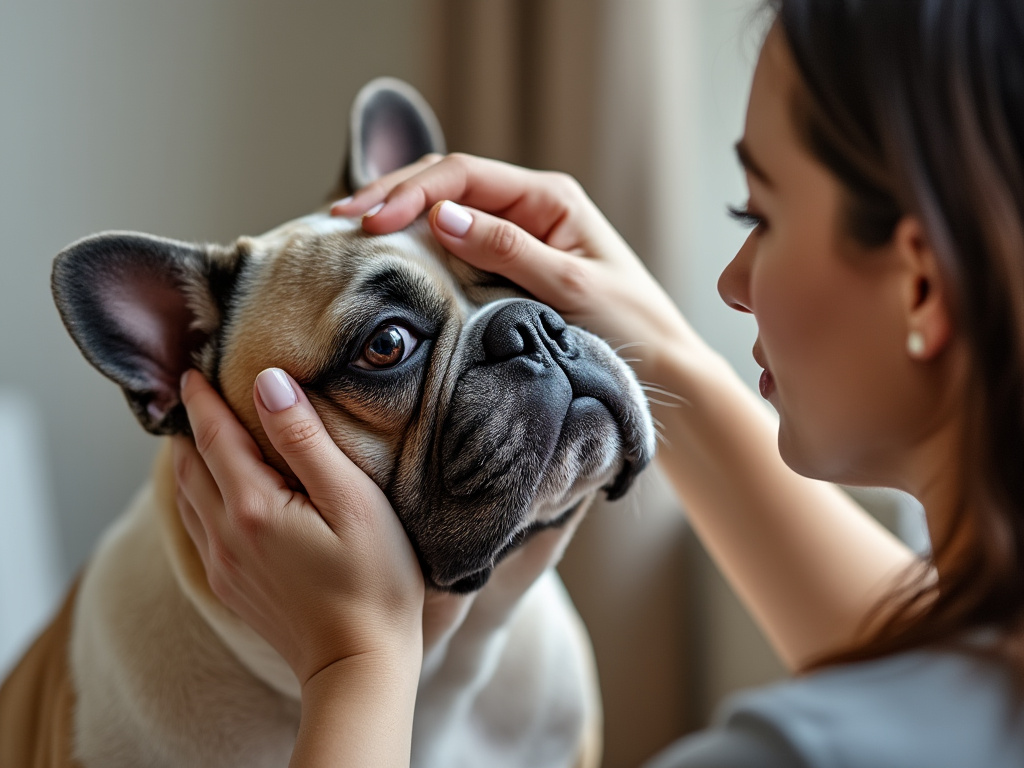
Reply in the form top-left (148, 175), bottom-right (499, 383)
top-left (353, 264), bottom-right (447, 326)
top-left (439, 363), bottom-right (572, 498)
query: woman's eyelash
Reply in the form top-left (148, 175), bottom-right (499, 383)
top-left (727, 205), bottom-right (765, 230)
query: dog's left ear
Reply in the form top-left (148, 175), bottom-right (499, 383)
top-left (334, 76), bottom-right (447, 197)
top-left (51, 232), bottom-right (244, 435)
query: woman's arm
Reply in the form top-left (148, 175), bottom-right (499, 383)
top-left (334, 154), bottom-right (919, 671)
top-left (175, 369), bottom-right (423, 766)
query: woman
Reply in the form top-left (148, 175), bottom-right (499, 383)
top-left (173, 0), bottom-right (1024, 764)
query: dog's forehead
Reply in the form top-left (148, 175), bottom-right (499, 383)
top-left (251, 212), bottom-right (485, 310)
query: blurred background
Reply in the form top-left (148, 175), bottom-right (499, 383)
top-left (0, 1), bottom-right (927, 765)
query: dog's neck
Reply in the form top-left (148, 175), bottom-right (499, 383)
top-left (152, 442), bottom-right (303, 699)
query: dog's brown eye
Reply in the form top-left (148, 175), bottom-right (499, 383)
top-left (355, 324), bottom-right (418, 369)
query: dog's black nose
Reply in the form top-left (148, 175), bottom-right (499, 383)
top-left (481, 300), bottom-right (571, 363)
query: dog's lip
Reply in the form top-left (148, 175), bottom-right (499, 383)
top-left (426, 498), bottom-right (586, 593)
top-left (441, 567), bottom-right (494, 595)
top-left (603, 456), bottom-right (648, 500)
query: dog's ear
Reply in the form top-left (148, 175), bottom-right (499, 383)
top-left (334, 77), bottom-right (447, 197)
top-left (51, 232), bottom-right (244, 435)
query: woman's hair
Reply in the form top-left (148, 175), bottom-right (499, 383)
top-left (768, 0), bottom-right (1024, 673)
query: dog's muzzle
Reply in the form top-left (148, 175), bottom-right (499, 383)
top-left (414, 299), bottom-right (653, 592)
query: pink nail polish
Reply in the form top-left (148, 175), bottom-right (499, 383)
top-left (256, 368), bottom-right (297, 412)
top-left (363, 202), bottom-right (385, 219)
top-left (436, 200), bottom-right (472, 237)
top-left (330, 196), bottom-right (353, 215)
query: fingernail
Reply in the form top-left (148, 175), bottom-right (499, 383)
top-left (363, 202), bottom-right (385, 219)
top-left (180, 369), bottom-right (191, 391)
top-left (256, 368), bottom-right (298, 413)
top-left (330, 196), bottom-right (353, 215)
top-left (436, 200), bottom-right (472, 237)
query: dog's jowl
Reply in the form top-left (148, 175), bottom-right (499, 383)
top-left (0, 77), bottom-right (654, 768)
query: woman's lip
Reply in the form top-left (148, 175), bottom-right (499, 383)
top-left (759, 368), bottom-right (775, 399)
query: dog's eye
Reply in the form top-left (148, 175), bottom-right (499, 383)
top-left (354, 324), bottom-right (419, 369)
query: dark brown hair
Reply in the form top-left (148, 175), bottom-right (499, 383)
top-left (768, 0), bottom-right (1024, 674)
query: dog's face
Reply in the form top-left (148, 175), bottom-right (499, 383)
top-left (219, 213), bottom-right (653, 590)
top-left (52, 79), bottom-right (655, 592)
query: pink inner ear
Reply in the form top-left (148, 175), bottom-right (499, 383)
top-left (98, 267), bottom-right (202, 401)
top-left (366, 123), bottom-right (411, 180)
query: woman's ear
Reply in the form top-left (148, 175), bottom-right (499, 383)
top-left (892, 216), bottom-right (954, 361)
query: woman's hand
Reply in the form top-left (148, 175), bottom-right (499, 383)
top-left (331, 153), bottom-right (707, 383)
top-left (172, 368), bottom-right (425, 691)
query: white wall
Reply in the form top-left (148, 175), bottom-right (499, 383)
top-left (0, 0), bottom-right (425, 584)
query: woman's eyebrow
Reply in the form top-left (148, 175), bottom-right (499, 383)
top-left (734, 139), bottom-right (773, 187)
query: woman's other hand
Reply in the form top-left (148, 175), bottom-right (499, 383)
top-left (331, 153), bottom-right (708, 382)
top-left (172, 368), bottom-right (425, 691)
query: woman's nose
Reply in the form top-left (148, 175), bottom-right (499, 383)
top-left (717, 235), bottom-right (755, 314)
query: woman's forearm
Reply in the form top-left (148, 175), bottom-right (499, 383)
top-left (292, 651), bottom-right (421, 768)
top-left (651, 339), bottom-right (919, 671)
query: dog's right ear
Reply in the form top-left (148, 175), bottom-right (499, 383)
top-left (332, 77), bottom-right (447, 198)
top-left (51, 232), bottom-right (244, 436)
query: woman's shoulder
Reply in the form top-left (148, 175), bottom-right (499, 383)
top-left (737, 646), bottom-right (1021, 764)
top-left (646, 645), bottom-right (1024, 768)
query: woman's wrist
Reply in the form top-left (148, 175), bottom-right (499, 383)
top-left (293, 646), bottom-right (423, 768)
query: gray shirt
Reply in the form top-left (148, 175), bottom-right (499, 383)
top-left (645, 647), bottom-right (1024, 767)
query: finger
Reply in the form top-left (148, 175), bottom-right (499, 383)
top-left (252, 368), bottom-right (375, 523)
top-left (172, 434), bottom-right (225, 528)
top-left (329, 153), bottom-right (444, 216)
top-left (176, 487), bottom-right (210, 566)
top-left (357, 154), bottom-right (588, 244)
top-left (179, 370), bottom-right (286, 503)
top-left (426, 200), bottom-right (592, 314)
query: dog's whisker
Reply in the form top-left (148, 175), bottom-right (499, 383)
top-left (638, 383), bottom-right (691, 405)
top-left (612, 340), bottom-right (648, 355)
top-left (640, 391), bottom-right (691, 408)
top-left (645, 398), bottom-right (683, 409)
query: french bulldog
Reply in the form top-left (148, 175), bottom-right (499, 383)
top-left (0, 78), bottom-right (654, 767)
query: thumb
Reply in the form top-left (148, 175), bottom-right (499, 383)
top-left (253, 368), bottom-right (375, 523)
top-left (428, 200), bottom-right (588, 312)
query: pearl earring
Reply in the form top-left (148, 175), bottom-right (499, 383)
top-left (907, 330), bottom-right (926, 357)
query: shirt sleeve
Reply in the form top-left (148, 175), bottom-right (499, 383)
top-left (642, 711), bottom-right (809, 768)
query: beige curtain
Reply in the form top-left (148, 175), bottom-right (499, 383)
top-left (420, 0), bottom-right (601, 181)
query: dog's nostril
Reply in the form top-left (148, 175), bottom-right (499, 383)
top-left (540, 310), bottom-right (573, 353)
top-left (540, 309), bottom-right (566, 336)
top-left (482, 319), bottom-right (528, 361)
top-left (482, 301), bottom-right (570, 363)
